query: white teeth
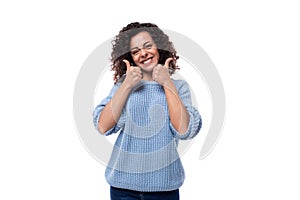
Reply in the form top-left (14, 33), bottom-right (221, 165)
top-left (143, 58), bottom-right (152, 64)
top-left (144, 59), bottom-right (151, 64)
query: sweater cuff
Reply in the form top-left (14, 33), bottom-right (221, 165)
top-left (170, 107), bottom-right (202, 140)
top-left (169, 114), bottom-right (192, 139)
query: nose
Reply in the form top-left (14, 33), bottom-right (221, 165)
top-left (140, 48), bottom-right (148, 58)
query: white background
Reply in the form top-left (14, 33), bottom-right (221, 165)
top-left (1, 0), bottom-right (299, 199)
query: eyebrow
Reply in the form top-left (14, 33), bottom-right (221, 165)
top-left (130, 41), bottom-right (152, 51)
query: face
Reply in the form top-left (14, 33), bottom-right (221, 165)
top-left (130, 31), bottom-right (159, 73)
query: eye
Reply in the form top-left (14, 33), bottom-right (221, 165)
top-left (145, 44), bottom-right (153, 49)
top-left (131, 50), bottom-right (139, 56)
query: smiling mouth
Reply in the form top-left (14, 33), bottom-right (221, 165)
top-left (141, 57), bottom-right (153, 64)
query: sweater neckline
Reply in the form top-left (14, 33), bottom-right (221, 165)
top-left (140, 80), bottom-right (159, 84)
top-left (139, 78), bottom-right (176, 84)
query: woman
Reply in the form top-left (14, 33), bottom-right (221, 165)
top-left (93, 22), bottom-right (202, 200)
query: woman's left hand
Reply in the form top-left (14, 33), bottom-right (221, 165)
top-left (152, 58), bottom-right (173, 86)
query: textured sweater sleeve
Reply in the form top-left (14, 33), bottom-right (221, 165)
top-left (170, 80), bottom-right (202, 140)
top-left (93, 83), bottom-right (125, 135)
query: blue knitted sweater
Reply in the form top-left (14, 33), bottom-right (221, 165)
top-left (93, 79), bottom-right (202, 192)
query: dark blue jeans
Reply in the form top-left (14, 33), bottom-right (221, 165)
top-left (110, 186), bottom-right (179, 200)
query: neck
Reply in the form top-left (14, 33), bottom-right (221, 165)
top-left (142, 71), bottom-right (154, 81)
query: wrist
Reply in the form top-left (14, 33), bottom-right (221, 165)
top-left (121, 80), bottom-right (134, 91)
top-left (162, 78), bottom-right (173, 88)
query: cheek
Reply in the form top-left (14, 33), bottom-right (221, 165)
top-left (151, 49), bottom-right (159, 58)
top-left (131, 55), bottom-right (139, 63)
top-left (155, 51), bottom-right (160, 61)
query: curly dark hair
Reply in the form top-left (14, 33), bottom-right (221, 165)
top-left (110, 22), bottom-right (179, 84)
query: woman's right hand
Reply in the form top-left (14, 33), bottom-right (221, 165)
top-left (123, 59), bottom-right (142, 88)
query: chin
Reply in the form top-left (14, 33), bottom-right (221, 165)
top-left (140, 63), bottom-right (156, 71)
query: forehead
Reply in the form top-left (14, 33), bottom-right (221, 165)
top-left (130, 31), bottom-right (154, 48)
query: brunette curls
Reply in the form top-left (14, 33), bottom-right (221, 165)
top-left (110, 22), bottom-right (179, 84)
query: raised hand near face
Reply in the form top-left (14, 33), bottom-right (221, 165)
top-left (123, 59), bottom-right (143, 88)
top-left (152, 58), bottom-right (173, 86)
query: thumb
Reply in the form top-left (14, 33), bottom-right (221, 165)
top-left (164, 58), bottom-right (173, 68)
top-left (123, 59), bottom-right (131, 71)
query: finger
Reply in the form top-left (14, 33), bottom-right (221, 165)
top-left (133, 66), bottom-right (141, 74)
top-left (152, 67), bottom-right (157, 76)
top-left (135, 66), bottom-right (142, 72)
top-left (122, 59), bottom-right (131, 71)
top-left (152, 70), bottom-right (158, 80)
top-left (134, 68), bottom-right (143, 78)
top-left (137, 68), bottom-right (143, 78)
top-left (137, 72), bottom-right (143, 79)
top-left (164, 58), bottom-right (173, 68)
top-left (152, 72), bottom-right (156, 81)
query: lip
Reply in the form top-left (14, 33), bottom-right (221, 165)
top-left (140, 57), bottom-right (153, 64)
